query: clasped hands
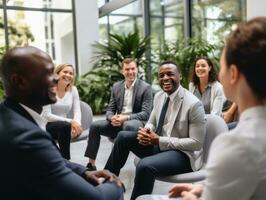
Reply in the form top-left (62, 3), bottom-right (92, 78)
top-left (70, 120), bottom-right (83, 139)
top-left (84, 170), bottom-right (125, 191)
top-left (137, 127), bottom-right (159, 146)
top-left (111, 114), bottom-right (129, 127)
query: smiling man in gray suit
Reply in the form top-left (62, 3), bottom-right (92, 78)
top-left (84, 58), bottom-right (153, 170)
top-left (105, 61), bottom-right (206, 200)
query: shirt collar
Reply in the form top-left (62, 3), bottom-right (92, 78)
top-left (19, 103), bottom-right (47, 131)
top-left (124, 78), bottom-right (137, 89)
top-left (164, 85), bottom-right (180, 101)
top-left (239, 105), bottom-right (266, 122)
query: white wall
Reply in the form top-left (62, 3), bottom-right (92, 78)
top-left (75, 0), bottom-right (99, 75)
top-left (247, 0), bottom-right (266, 19)
top-left (61, 32), bottom-right (75, 67)
top-left (54, 13), bottom-right (73, 66)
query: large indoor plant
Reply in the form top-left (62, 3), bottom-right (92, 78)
top-left (0, 80), bottom-right (4, 101)
top-left (155, 37), bottom-right (220, 88)
top-left (76, 32), bottom-right (150, 114)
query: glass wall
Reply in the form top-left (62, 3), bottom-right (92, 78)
top-left (0, 7), bottom-right (5, 55)
top-left (99, 0), bottom-right (246, 45)
top-left (98, 0), bottom-right (106, 8)
top-left (98, 16), bottom-right (108, 43)
top-left (7, 0), bottom-right (71, 9)
top-left (192, 0), bottom-right (246, 44)
top-left (150, 0), bottom-right (184, 45)
top-left (0, 0), bottom-right (75, 67)
top-left (97, 0), bottom-right (246, 83)
top-left (98, 0), bottom-right (144, 44)
top-left (109, 0), bottom-right (143, 36)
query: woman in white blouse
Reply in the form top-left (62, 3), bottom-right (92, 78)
top-left (42, 64), bottom-right (83, 159)
top-left (189, 57), bottom-right (225, 116)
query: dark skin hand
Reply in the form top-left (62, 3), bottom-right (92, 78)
top-left (137, 127), bottom-right (160, 146)
top-left (84, 170), bottom-right (125, 191)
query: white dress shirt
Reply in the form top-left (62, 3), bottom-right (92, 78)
top-left (122, 78), bottom-right (137, 114)
top-left (161, 86), bottom-right (180, 137)
top-left (20, 103), bottom-right (47, 131)
top-left (203, 105), bottom-right (266, 200)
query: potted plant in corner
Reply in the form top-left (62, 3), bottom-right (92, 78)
top-left (76, 32), bottom-right (150, 114)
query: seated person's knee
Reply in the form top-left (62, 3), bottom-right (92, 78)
top-left (122, 120), bottom-right (141, 131)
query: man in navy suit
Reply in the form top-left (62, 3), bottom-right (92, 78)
top-left (0, 46), bottom-right (124, 200)
top-left (84, 58), bottom-right (153, 170)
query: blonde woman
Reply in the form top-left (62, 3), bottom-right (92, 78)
top-left (42, 64), bottom-right (83, 159)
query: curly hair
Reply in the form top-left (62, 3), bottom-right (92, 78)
top-left (190, 56), bottom-right (218, 86)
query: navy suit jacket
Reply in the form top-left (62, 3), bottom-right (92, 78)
top-left (106, 79), bottom-right (153, 122)
top-left (0, 98), bottom-right (122, 200)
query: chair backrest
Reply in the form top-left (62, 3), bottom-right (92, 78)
top-left (68, 101), bottom-right (93, 141)
top-left (80, 101), bottom-right (93, 130)
top-left (203, 114), bottom-right (228, 163)
top-left (67, 101), bottom-right (93, 130)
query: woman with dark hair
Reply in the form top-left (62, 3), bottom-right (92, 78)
top-left (137, 16), bottom-right (266, 200)
top-left (42, 64), bottom-right (83, 159)
top-left (189, 57), bottom-right (225, 116)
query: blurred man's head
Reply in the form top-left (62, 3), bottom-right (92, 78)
top-left (158, 61), bottom-right (182, 95)
top-left (219, 17), bottom-right (266, 101)
top-left (0, 46), bottom-right (57, 112)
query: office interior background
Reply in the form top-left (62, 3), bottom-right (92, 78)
top-left (0, 0), bottom-right (265, 113)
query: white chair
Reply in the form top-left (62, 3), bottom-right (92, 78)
top-left (134, 114), bottom-right (228, 183)
top-left (68, 101), bottom-right (93, 142)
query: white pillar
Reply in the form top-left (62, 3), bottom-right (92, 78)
top-left (75, 0), bottom-right (99, 75)
top-left (247, 0), bottom-right (266, 20)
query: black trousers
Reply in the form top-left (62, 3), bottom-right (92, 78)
top-left (84, 119), bottom-right (143, 160)
top-left (46, 121), bottom-right (71, 160)
top-left (104, 131), bottom-right (192, 200)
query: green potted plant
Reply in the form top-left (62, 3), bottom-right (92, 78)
top-left (76, 32), bottom-right (150, 114)
top-left (0, 80), bottom-right (4, 101)
top-left (155, 37), bottom-right (220, 88)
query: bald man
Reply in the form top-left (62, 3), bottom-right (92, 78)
top-left (0, 46), bottom-right (124, 200)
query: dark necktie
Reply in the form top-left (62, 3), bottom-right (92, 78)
top-left (155, 97), bottom-right (170, 135)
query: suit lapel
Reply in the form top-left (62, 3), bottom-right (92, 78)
top-left (4, 98), bottom-right (60, 151)
top-left (118, 81), bottom-right (125, 113)
top-left (131, 79), bottom-right (139, 111)
top-left (168, 87), bottom-right (185, 135)
top-left (4, 97), bottom-right (38, 125)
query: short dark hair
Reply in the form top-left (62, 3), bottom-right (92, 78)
top-left (159, 60), bottom-right (180, 72)
top-left (121, 58), bottom-right (137, 68)
top-left (225, 17), bottom-right (266, 99)
top-left (190, 56), bottom-right (218, 86)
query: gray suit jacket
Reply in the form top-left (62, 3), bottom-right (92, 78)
top-left (106, 79), bottom-right (153, 123)
top-left (145, 86), bottom-right (206, 171)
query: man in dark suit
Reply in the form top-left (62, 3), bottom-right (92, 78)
top-left (84, 58), bottom-right (153, 170)
top-left (0, 46), bottom-right (124, 200)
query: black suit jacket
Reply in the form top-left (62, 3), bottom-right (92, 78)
top-left (0, 98), bottom-right (122, 200)
top-left (106, 79), bottom-right (153, 122)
